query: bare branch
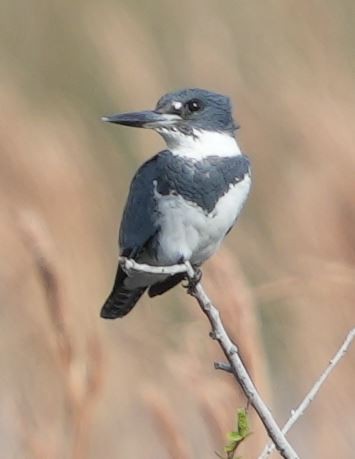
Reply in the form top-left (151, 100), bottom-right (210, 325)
top-left (120, 257), bottom-right (188, 276)
top-left (258, 327), bottom-right (355, 459)
top-left (120, 258), bottom-right (299, 459)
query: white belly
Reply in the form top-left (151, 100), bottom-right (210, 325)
top-left (155, 175), bottom-right (251, 265)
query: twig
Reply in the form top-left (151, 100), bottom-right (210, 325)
top-left (121, 258), bottom-right (299, 459)
top-left (119, 257), bottom-right (187, 276)
top-left (214, 362), bottom-right (233, 373)
top-left (258, 327), bottom-right (355, 458)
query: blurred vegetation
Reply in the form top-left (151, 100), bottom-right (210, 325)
top-left (0, 1), bottom-right (354, 458)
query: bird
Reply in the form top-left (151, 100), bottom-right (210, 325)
top-left (100, 88), bottom-right (251, 319)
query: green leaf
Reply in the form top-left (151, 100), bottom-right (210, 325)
top-left (237, 409), bottom-right (250, 438)
top-left (216, 408), bottom-right (252, 459)
top-left (224, 444), bottom-right (234, 453)
top-left (227, 431), bottom-right (243, 442)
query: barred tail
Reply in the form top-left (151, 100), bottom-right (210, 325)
top-left (100, 266), bottom-right (146, 319)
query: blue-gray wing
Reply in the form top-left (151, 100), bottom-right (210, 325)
top-left (119, 155), bottom-right (159, 254)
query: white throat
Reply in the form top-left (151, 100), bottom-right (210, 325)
top-left (156, 128), bottom-right (241, 159)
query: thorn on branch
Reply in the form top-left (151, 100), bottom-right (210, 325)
top-left (214, 362), bottom-right (233, 374)
top-left (228, 345), bottom-right (238, 356)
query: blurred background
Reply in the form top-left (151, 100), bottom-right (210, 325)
top-left (0, 1), bottom-right (354, 458)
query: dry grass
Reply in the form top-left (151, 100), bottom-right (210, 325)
top-left (0, 1), bottom-right (354, 457)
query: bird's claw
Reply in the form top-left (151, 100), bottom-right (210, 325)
top-left (183, 268), bottom-right (202, 295)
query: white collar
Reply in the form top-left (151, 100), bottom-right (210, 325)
top-left (156, 128), bottom-right (241, 159)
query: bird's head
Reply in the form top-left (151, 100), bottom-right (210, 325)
top-left (102, 89), bottom-right (241, 158)
top-left (103, 88), bottom-right (238, 135)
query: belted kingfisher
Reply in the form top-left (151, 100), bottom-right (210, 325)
top-left (101, 88), bottom-right (251, 319)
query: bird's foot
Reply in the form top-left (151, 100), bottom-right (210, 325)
top-left (183, 267), bottom-right (202, 295)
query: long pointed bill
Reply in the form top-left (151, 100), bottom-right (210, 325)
top-left (101, 110), bottom-right (181, 128)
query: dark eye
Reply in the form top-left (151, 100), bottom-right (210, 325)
top-left (186, 99), bottom-right (203, 112)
